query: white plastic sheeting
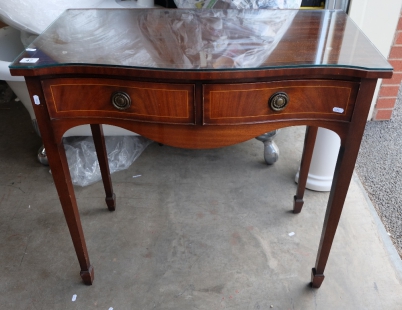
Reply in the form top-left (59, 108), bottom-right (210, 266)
top-left (64, 135), bottom-right (152, 187)
top-left (21, 9), bottom-right (299, 69)
top-left (0, 0), bottom-right (143, 34)
top-left (174, 0), bottom-right (301, 9)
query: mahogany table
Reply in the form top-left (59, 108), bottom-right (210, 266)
top-left (10, 8), bottom-right (392, 288)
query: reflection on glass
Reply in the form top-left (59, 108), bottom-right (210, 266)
top-left (10, 9), bottom-right (392, 72)
top-left (138, 10), bottom-right (297, 69)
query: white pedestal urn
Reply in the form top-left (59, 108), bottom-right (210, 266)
top-left (295, 127), bottom-right (341, 192)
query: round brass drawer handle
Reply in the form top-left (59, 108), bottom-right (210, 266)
top-left (269, 92), bottom-right (289, 112)
top-left (111, 91), bottom-right (131, 110)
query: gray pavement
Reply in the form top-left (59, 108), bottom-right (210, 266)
top-left (356, 89), bottom-right (402, 259)
top-left (1, 80), bottom-right (402, 308)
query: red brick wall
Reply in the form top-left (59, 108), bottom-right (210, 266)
top-left (372, 10), bottom-right (402, 120)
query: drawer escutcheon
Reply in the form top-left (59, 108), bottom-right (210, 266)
top-left (112, 91), bottom-right (131, 110)
top-left (269, 92), bottom-right (289, 112)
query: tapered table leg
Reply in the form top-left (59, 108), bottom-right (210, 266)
top-left (311, 142), bottom-right (362, 287)
top-left (25, 77), bottom-right (94, 284)
top-left (293, 126), bottom-right (318, 214)
top-left (311, 79), bottom-right (377, 288)
top-left (48, 140), bottom-right (94, 285)
top-left (90, 124), bottom-right (116, 211)
top-left (311, 144), bottom-right (349, 288)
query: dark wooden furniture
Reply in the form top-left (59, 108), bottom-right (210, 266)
top-left (10, 9), bottom-right (392, 288)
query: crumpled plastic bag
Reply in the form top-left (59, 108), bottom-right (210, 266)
top-left (64, 135), bottom-right (152, 187)
top-left (174, 0), bottom-right (302, 9)
top-left (139, 9), bottom-right (298, 69)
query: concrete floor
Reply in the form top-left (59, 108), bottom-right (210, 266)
top-left (1, 95), bottom-right (402, 309)
top-left (356, 89), bottom-right (402, 258)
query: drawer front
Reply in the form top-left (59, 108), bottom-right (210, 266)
top-left (42, 78), bottom-right (195, 124)
top-left (203, 80), bottom-right (359, 124)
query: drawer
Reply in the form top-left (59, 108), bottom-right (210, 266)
top-left (42, 78), bottom-right (195, 124)
top-left (203, 80), bottom-right (359, 125)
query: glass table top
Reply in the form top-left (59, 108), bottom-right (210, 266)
top-left (10, 9), bottom-right (393, 72)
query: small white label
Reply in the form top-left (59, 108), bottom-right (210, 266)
top-left (72, 294), bottom-right (77, 302)
top-left (333, 107), bottom-right (344, 114)
top-left (25, 48), bottom-right (37, 52)
top-left (19, 58), bottom-right (39, 63)
top-left (33, 95), bottom-right (40, 105)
